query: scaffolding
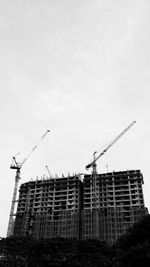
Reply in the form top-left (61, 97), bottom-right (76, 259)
top-left (14, 175), bottom-right (83, 239)
top-left (13, 170), bottom-right (148, 244)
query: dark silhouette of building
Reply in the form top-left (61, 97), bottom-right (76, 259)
top-left (13, 170), bottom-right (148, 244)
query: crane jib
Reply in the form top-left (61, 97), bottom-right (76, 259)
top-left (86, 121), bottom-right (136, 170)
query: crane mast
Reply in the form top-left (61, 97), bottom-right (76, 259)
top-left (7, 130), bottom-right (50, 237)
top-left (6, 168), bottom-right (21, 237)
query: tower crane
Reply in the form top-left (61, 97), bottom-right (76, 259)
top-left (86, 121), bottom-right (136, 174)
top-left (7, 130), bottom-right (50, 237)
top-left (85, 121), bottom-right (136, 239)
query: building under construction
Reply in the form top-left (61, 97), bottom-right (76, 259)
top-left (13, 169), bottom-right (148, 244)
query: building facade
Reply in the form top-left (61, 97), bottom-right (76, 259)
top-left (13, 170), bottom-right (148, 244)
top-left (82, 170), bottom-right (148, 243)
top-left (14, 176), bottom-right (83, 239)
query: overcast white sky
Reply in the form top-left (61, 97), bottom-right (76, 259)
top-left (0, 0), bottom-right (150, 237)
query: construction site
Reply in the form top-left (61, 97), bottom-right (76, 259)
top-left (7, 122), bottom-right (149, 244)
top-left (12, 170), bottom-right (147, 244)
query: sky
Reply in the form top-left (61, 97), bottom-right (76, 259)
top-left (0, 0), bottom-right (150, 237)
